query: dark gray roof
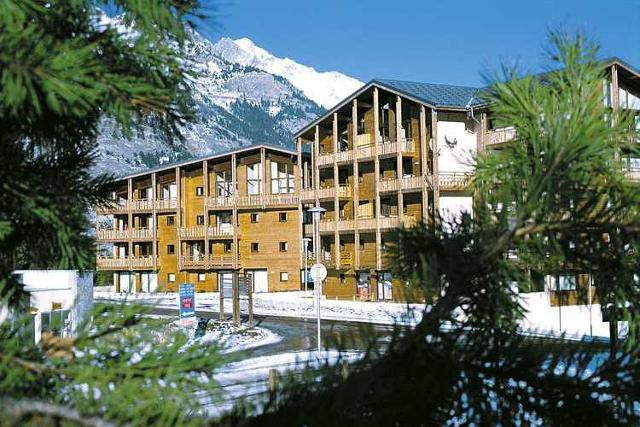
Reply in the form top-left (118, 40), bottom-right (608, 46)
top-left (372, 79), bottom-right (488, 109)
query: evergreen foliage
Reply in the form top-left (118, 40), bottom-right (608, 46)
top-left (228, 33), bottom-right (640, 426)
top-left (0, 0), bottom-right (201, 306)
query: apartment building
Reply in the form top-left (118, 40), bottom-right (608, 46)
top-left (296, 57), bottom-right (640, 302)
top-left (96, 58), bottom-right (639, 303)
top-left (96, 144), bottom-right (305, 293)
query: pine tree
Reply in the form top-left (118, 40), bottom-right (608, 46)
top-left (0, 1), bottom-right (228, 425)
top-left (228, 32), bottom-right (640, 426)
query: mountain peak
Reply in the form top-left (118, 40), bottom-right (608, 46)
top-left (212, 36), bottom-right (363, 108)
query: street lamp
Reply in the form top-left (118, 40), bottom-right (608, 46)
top-left (308, 206), bottom-right (326, 353)
top-left (302, 237), bottom-right (312, 292)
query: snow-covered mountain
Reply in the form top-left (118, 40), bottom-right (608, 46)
top-left (95, 27), bottom-right (363, 176)
top-left (211, 38), bottom-right (362, 109)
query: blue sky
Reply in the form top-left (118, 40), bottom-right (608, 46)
top-left (197, 0), bottom-right (640, 86)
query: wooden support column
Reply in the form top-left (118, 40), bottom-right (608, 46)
top-left (203, 160), bottom-right (209, 270)
top-left (127, 178), bottom-right (133, 272)
top-left (260, 147), bottom-right (266, 197)
top-left (175, 167), bottom-right (182, 272)
top-left (232, 153), bottom-right (239, 270)
top-left (152, 172), bottom-right (157, 273)
top-left (333, 113), bottom-right (340, 269)
top-left (611, 64), bottom-right (620, 161)
top-left (396, 96), bottom-right (404, 223)
top-left (431, 110), bottom-right (440, 214)
top-left (314, 125), bottom-right (320, 206)
top-left (297, 138), bottom-right (304, 269)
top-left (352, 99), bottom-right (360, 270)
top-left (373, 88), bottom-right (382, 271)
top-left (478, 112), bottom-right (487, 154)
top-left (420, 105), bottom-right (429, 223)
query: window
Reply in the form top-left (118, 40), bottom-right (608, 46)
top-left (168, 273), bottom-right (176, 283)
top-left (197, 215), bottom-right (205, 225)
top-left (167, 216), bottom-right (175, 226)
top-left (196, 186), bottom-right (204, 196)
top-left (279, 242), bottom-right (288, 252)
top-left (279, 212), bottom-right (288, 222)
top-left (251, 213), bottom-right (260, 223)
top-left (198, 273), bottom-right (206, 282)
top-left (251, 242), bottom-right (259, 253)
top-left (280, 272), bottom-right (289, 282)
top-left (271, 161), bottom-right (295, 194)
top-left (550, 274), bottom-right (577, 291)
top-left (216, 172), bottom-right (233, 197)
top-left (167, 244), bottom-right (175, 255)
top-left (359, 241), bottom-right (365, 251)
top-left (247, 163), bottom-right (262, 195)
top-left (139, 189), bottom-right (147, 199)
top-left (224, 242), bottom-right (232, 253)
top-left (340, 273), bottom-right (346, 285)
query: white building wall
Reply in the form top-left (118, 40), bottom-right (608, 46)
top-left (437, 115), bottom-right (477, 173)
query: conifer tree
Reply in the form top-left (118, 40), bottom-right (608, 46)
top-left (230, 32), bottom-right (640, 426)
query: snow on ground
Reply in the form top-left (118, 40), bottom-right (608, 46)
top-left (96, 290), bottom-right (424, 326)
top-left (204, 350), bottom-right (363, 418)
top-left (166, 318), bottom-right (282, 353)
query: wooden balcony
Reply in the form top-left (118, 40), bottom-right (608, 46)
top-left (401, 175), bottom-right (423, 191)
top-left (96, 200), bottom-right (128, 214)
top-left (96, 229), bottom-right (129, 241)
top-left (438, 172), bottom-right (473, 192)
top-left (130, 199), bottom-right (153, 211)
top-left (178, 226), bottom-right (234, 240)
top-left (626, 170), bottom-right (640, 182)
top-left (207, 195), bottom-right (236, 209)
top-left (208, 226), bottom-right (234, 239)
top-left (300, 189), bottom-right (315, 201)
top-left (306, 253), bottom-right (332, 267)
top-left (378, 138), bottom-right (415, 157)
top-left (155, 198), bottom-right (178, 211)
top-left (96, 256), bottom-right (155, 270)
top-left (96, 228), bottom-right (153, 241)
top-left (358, 217), bottom-right (377, 231)
top-left (486, 128), bottom-right (517, 147)
top-left (181, 254), bottom-right (235, 269)
top-left (379, 176), bottom-right (424, 193)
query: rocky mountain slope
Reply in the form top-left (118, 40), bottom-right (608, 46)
top-left (95, 28), bottom-right (363, 176)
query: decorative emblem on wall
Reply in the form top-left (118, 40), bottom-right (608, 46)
top-left (444, 135), bottom-right (458, 149)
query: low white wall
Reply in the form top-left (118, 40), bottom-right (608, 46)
top-left (519, 292), bottom-right (625, 340)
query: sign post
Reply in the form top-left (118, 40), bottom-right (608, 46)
top-left (179, 283), bottom-right (196, 327)
top-left (310, 262), bottom-right (327, 353)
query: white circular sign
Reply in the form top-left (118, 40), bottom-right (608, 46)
top-left (309, 263), bottom-right (327, 281)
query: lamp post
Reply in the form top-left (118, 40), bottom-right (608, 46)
top-left (302, 237), bottom-right (312, 292)
top-left (308, 206), bottom-right (326, 353)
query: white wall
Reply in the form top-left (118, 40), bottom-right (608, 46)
top-left (11, 270), bottom-right (94, 339)
top-left (519, 291), bottom-right (625, 340)
top-left (439, 196), bottom-right (473, 223)
top-left (437, 116), bottom-right (477, 173)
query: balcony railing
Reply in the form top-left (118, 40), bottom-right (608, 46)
top-left (438, 172), bottom-right (473, 191)
top-left (486, 128), bottom-right (517, 146)
top-left (208, 225), bottom-right (234, 238)
top-left (178, 227), bottom-right (206, 239)
top-left (96, 256), bottom-right (155, 270)
top-left (97, 200), bottom-right (128, 214)
top-left (130, 199), bottom-right (153, 211)
top-left (378, 178), bottom-right (399, 193)
top-left (96, 229), bottom-right (129, 241)
top-left (181, 254), bottom-right (235, 268)
top-left (155, 198), bottom-right (177, 210)
top-left (207, 195), bottom-right (236, 209)
top-left (626, 170), bottom-right (640, 182)
top-left (401, 175), bottom-right (423, 191)
top-left (300, 189), bottom-right (315, 201)
top-left (96, 228), bottom-right (153, 241)
top-left (358, 217), bottom-right (376, 230)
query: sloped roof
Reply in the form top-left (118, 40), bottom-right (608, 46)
top-left (372, 79), bottom-right (487, 109)
top-left (114, 142), bottom-right (299, 181)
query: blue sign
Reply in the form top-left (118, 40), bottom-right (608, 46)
top-left (179, 283), bottom-right (196, 320)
